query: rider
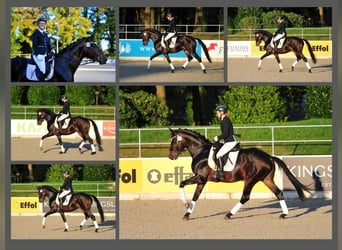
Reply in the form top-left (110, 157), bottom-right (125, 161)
top-left (164, 13), bottom-right (177, 50)
top-left (57, 95), bottom-right (70, 133)
top-left (30, 15), bottom-right (54, 81)
top-left (213, 105), bottom-right (238, 181)
top-left (273, 15), bottom-right (287, 53)
top-left (58, 170), bottom-right (73, 211)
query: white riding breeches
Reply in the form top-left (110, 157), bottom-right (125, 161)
top-left (32, 54), bottom-right (46, 74)
top-left (165, 32), bottom-right (176, 41)
top-left (216, 141), bottom-right (238, 158)
top-left (58, 113), bottom-right (69, 122)
top-left (59, 189), bottom-right (71, 199)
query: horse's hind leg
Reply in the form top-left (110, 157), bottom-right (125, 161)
top-left (192, 52), bottom-right (207, 73)
top-left (78, 140), bottom-right (85, 153)
top-left (81, 212), bottom-right (99, 232)
top-left (292, 54), bottom-right (312, 73)
top-left (263, 179), bottom-right (288, 218)
top-left (80, 133), bottom-right (96, 154)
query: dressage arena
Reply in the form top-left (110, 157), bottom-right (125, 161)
top-left (119, 58), bottom-right (224, 82)
top-left (11, 137), bottom-right (115, 161)
top-left (228, 57), bottom-right (332, 82)
top-left (11, 214), bottom-right (115, 239)
top-left (119, 198), bottom-right (332, 239)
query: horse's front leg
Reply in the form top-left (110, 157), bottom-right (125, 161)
top-left (59, 211), bottom-right (69, 232)
top-left (182, 54), bottom-right (193, 70)
top-left (56, 134), bottom-right (66, 154)
top-left (163, 53), bottom-right (175, 73)
top-left (147, 52), bottom-right (162, 70)
top-left (42, 208), bottom-right (58, 228)
top-left (273, 54), bottom-right (284, 72)
top-left (40, 132), bottom-right (55, 151)
top-left (258, 52), bottom-right (272, 70)
top-left (179, 175), bottom-right (207, 220)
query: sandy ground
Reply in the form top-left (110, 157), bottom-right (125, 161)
top-left (119, 198), bottom-right (332, 239)
top-left (11, 137), bottom-right (115, 162)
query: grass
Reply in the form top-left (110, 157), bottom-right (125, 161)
top-left (11, 181), bottom-right (115, 197)
top-left (119, 119), bottom-right (332, 157)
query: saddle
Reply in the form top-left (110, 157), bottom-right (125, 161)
top-left (55, 116), bottom-right (71, 129)
top-left (26, 53), bottom-right (55, 81)
top-left (56, 193), bottom-right (72, 206)
top-left (162, 35), bottom-right (177, 48)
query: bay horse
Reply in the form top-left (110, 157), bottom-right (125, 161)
top-left (36, 108), bottom-right (103, 154)
top-left (255, 30), bottom-right (317, 73)
top-left (168, 128), bottom-right (312, 220)
top-left (37, 185), bottom-right (105, 232)
top-left (11, 35), bottom-right (107, 82)
top-left (141, 28), bottom-right (212, 73)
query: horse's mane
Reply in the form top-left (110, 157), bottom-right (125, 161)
top-left (37, 185), bottom-right (58, 193)
top-left (57, 36), bottom-right (91, 56)
top-left (142, 28), bottom-right (161, 35)
top-left (37, 108), bottom-right (56, 116)
top-left (256, 30), bottom-right (272, 37)
top-left (177, 128), bottom-right (212, 145)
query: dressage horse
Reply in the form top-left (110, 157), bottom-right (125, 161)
top-left (36, 108), bottom-right (103, 154)
top-left (11, 35), bottom-right (107, 82)
top-left (168, 128), bottom-right (312, 220)
top-left (255, 30), bottom-right (317, 73)
top-left (141, 28), bottom-right (212, 73)
top-left (38, 185), bottom-right (105, 232)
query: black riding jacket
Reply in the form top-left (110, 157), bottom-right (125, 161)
top-left (31, 29), bottom-right (53, 55)
top-left (166, 19), bottom-right (177, 33)
top-left (60, 176), bottom-right (73, 192)
top-left (275, 22), bottom-right (286, 35)
top-left (217, 116), bottom-right (235, 143)
top-left (61, 101), bottom-right (70, 114)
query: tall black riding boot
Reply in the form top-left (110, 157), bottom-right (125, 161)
top-left (214, 157), bottom-right (225, 181)
top-left (59, 198), bottom-right (64, 211)
top-left (57, 121), bottom-right (63, 133)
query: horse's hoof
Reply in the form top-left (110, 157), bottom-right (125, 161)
top-left (91, 152), bottom-right (96, 155)
top-left (171, 70), bottom-right (175, 73)
top-left (279, 69), bottom-right (282, 73)
top-left (42, 225), bottom-right (45, 229)
top-left (95, 228), bottom-right (99, 233)
top-left (224, 212), bottom-right (233, 220)
top-left (182, 66), bottom-right (185, 70)
top-left (291, 66), bottom-right (295, 71)
top-left (183, 212), bottom-right (190, 220)
top-left (308, 69), bottom-right (312, 73)
top-left (203, 69), bottom-right (207, 74)
top-left (64, 228), bottom-right (68, 232)
top-left (80, 225), bottom-right (83, 230)
top-left (279, 214), bottom-right (287, 219)
top-left (59, 151), bottom-right (65, 154)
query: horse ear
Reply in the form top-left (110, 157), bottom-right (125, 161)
top-left (89, 34), bottom-right (95, 41)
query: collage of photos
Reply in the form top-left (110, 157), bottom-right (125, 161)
top-left (5, 2), bottom-right (337, 250)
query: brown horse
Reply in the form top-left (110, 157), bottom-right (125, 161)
top-left (255, 30), bottom-right (317, 73)
top-left (37, 185), bottom-right (105, 232)
top-left (141, 28), bottom-right (212, 73)
top-left (36, 108), bottom-right (102, 154)
top-left (168, 128), bottom-right (312, 220)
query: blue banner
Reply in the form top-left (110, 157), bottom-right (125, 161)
top-left (119, 39), bottom-right (202, 58)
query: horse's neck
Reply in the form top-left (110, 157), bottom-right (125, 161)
top-left (57, 42), bottom-right (85, 72)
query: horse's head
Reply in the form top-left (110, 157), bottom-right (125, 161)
top-left (81, 36), bottom-right (107, 64)
top-left (36, 109), bottom-right (47, 125)
top-left (169, 128), bottom-right (188, 160)
top-left (37, 185), bottom-right (57, 202)
top-left (141, 28), bottom-right (160, 45)
top-left (255, 30), bottom-right (272, 46)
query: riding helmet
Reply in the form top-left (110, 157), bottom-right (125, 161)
top-left (166, 13), bottom-right (174, 18)
top-left (277, 15), bottom-right (284, 20)
top-left (37, 15), bottom-right (47, 23)
top-left (61, 95), bottom-right (67, 99)
top-left (63, 170), bottom-right (70, 175)
top-left (216, 105), bottom-right (227, 113)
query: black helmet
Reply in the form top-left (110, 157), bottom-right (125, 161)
top-left (63, 170), bottom-right (70, 175)
top-left (216, 105), bottom-right (227, 113)
top-left (37, 15), bottom-right (47, 23)
top-left (166, 13), bottom-right (174, 18)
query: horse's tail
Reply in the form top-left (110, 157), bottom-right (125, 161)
top-left (91, 195), bottom-right (105, 223)
top-left (272, 156), bottom-right (312, 201)
top-left (303, 39), bottom-right (317, 64)
top-left (89, 119), bottom-right (103, 150)
top-left (195, 38), bottom-right (212, 63)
